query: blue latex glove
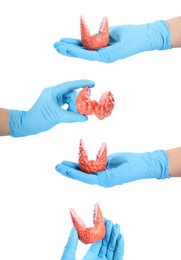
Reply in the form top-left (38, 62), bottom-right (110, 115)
top-left (54, 20), bottom-right (171, 63)
top-left (61, 220), bottom-right (124, 260)
top-left (8, 79), bottom-right (95, 137)
top-left (55, 150), bottom-right (169, 188)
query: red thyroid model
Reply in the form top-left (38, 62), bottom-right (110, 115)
top-left (70, 203), bottom-right (106, 244)
top-left (78, 139), bottom-right (107, 174)
top-left (76, 86), bottom-right (115, 120)
top-left (80, 16), bottom-right (109, 50)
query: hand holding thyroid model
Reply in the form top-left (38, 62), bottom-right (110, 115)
top-left (7, 80), bottom-right (95, 137)
top-left (60, 219), bottom-right (124, 260)
top-left (56, 150), bottom-right (169, 188)
top-left (54, 17), bottom-right (171, 63)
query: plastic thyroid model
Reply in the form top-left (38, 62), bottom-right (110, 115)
top-left (76, 86), bottom-right (115, 120)
top-left (78, 139), bottom-right (107, 174)
top-left (70, 203), bottom-right (106, 244)
top-left (80, 16), bottom-right (109, 50)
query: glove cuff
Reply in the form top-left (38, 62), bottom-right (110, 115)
top-left (148, 20), bottom-right (171, 51)
top-left (8, 109), bottom-right (28, 137)
top-left (151, 150), bottom-right (169, 179)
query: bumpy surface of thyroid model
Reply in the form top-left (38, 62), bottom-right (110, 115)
top-left (80, 16), bottom-right (109, 50)
top-left (70, 203), bottom-right (106, 244)
top-left (78, 139), bottom-right (107, 174)
top-left (76, 86), bottom-right (114, 120)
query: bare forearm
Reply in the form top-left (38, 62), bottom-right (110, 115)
top-left (0, 108), bottom-right (10, 136)
top-left (166, 147), bottom-right (181, 177)
top-left (166, 16), bottom-right (181, 48)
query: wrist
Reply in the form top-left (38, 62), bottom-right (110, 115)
top-left (166, 16), bottom-right (181, 48)
top-left (166, 147), bottom-right (181, 177)
top-left (0, 108), bottom-right (10, 136)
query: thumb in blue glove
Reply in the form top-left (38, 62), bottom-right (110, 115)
top-left (60, 227), bottom-right (78, 260)
top-left (54, 20), bottom-right (170, 63)
top-left (55, 150), bottom-right (169, 188)
top-left (8, 79), bottom-right (95, 137)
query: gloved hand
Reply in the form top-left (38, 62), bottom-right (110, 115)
top-left (61, 220), bottom-right (124, 260)
top-left (54, 20), bottom-right (171, 63)
top-left (8, 79), bottom-right (95, 137)
top-left (55, 150), bottom-right (169, 188)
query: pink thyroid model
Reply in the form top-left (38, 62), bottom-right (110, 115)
top-left (78, 139), bottom-right (107, 174)
top-left (76, 86), bottom-right (115, 120)
top-left (70, 203), bottom-right (106, 244)
top-left (80, 16), bottom-right (109, 50)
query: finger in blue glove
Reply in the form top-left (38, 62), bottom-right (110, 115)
top-left (61, 227), bottom-right (78, 260)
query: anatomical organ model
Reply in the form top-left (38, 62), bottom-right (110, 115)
top-left (68, 17), bottom-right (112, 245)
top-left (80, 16), bottom-right (109, 50)
top-left (70, 203), bottom-right (106, 244)
top-left (78, 139), bottom-right (107, 173)
top-left (76, 86), bottom-right (115, 120)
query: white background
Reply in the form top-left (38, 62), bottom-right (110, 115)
top-left (0, 0), bottom-right (181, 259)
